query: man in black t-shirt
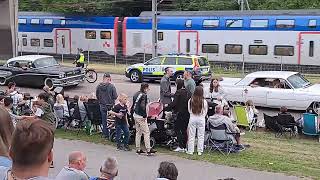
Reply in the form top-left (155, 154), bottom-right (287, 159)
top-left (109, 94), bottom-right (130, 151)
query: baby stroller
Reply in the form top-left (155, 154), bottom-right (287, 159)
top-left (147, 101), bottom-right (178, 150)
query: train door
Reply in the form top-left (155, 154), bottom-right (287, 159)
top-left (299, 33), bottom-right (320, 66)
top-left (56, 29), bottom-right (71, 54)
top-left (178, 31), bottom-right (198, 54)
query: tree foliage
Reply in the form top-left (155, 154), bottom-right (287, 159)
top-left (18, 0), bottom-right (320, 16)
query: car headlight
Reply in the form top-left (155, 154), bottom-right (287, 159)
top-left (59, 73), bottom-right (65, 78)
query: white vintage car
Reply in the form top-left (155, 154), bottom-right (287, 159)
top-left (204, 71), bottom-right (320, 112)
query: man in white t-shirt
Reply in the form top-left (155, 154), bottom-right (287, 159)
top-left (56, 151), bottom-right (89, 180)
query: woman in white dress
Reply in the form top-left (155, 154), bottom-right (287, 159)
top-left (205, 78), bottom-right (228, 107)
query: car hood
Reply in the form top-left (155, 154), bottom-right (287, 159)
top-left (129, 63), bottom-right (144, 68)
top-left (301, 84), bottom-right (320, 93)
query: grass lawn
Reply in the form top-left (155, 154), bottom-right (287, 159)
top-left (55, 129), bottom-right (320, 179)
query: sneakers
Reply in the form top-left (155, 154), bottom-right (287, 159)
top-left (186, 151), bottom-right (193, 155)
top-left (147, 149), bottom-right (157, 156)
top-left (173, 147), bottom-right (185, 152)
top-left (197, 152), bottom-right (202, 156)
top-left (136, 150), bottom-right (146, 155)
top-left (117, 145), bottom-right (123, 151)
top-left (123, 145), bottom-right (131, 151)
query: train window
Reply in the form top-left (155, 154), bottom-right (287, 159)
top-left (22, 38), bottom-right (27, 46)
top-left (185, 20), bottom-right (192, 28)
top-left (250, 20), bottom-right (268, 28)
top-left (44, 19), bottom-right (53, 25)
top-left (44, 39), bottom-right (54, 47)
top-left (202, 44), bottom-right (219, 53)
top-left (158, 32), bottom-right (164, 41)
top-left (133, 33), bottom-right (142, 48)
top-left (85, 30), bottom-right (96, 39)
top-left (186, 39), bottom-right (190, 53)
top-left (276, 20), bottom-right (295, 29)
top-left (177, 57), bottom-right (193, 65)
top-left (249, 45), bottom-right (268, 55)
top-left (30, 39), bottom-right (40, 47)
top-left (163, 57), bottom-right (176, 65)
top-left (100, 31), bottom-right (111, 39)
top-left (203, 20), bottom-right (219, 28)
top-left (60, 20), bottom-right (66, 26)
top-left (274, 46), bottom-right (294, 56)
top-left (225, 44), bottom-right (242, 54)
top-left (18, 19), bottom-right (27, 25)
top-left (226, 19), bottom-right (243, 28)
top-left (309, 41), bottom-right (314, 57)
top-left (30, 19), bottom-right (40, 25)
top-left (308, 20), bottom-right (317, 28)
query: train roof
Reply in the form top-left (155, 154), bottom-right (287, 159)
top-left (140, 10), bottom-right (320, 17)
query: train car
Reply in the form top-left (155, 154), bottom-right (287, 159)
top-left (17, 12), bottom-right (118, 57)
top-left (124, 10), bottom-right (320, 66)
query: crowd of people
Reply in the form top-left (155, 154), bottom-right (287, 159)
top-left (0, 67), bottom-right (306, 180)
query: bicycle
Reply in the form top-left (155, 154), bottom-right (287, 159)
top-left (84, 64), bottom-right (98, 83)
top-left (73, 59), bottom-right (97, 83)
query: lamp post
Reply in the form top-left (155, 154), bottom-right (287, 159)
top-left (152, 0), bottom-right (157, 58)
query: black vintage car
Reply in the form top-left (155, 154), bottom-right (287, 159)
top-left (0, 55), bottom-right (85, 88)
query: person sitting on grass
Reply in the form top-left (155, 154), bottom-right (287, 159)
top-left (56, 151), bottom-right (89, 180)
top-left (33, 93), bottom-right (56, 130)
top-left (109, 93), bottom-right (131, 151)
top-left (89, 157), bottom-right (118, 180)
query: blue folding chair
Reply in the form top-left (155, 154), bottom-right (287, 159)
top-left (302, 113), bottom-right (320, 142)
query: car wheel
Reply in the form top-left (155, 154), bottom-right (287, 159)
top-left (150, 137), bottom-right (156, 149)
top-left (312, 102), bottom-right (320, 114)
top-left (44, 78), bottom-right (54, 89)
top-left (0, 77), bottom-right (6, 86)
top-left (130, 70), bottom-right (142, 83)
top-left (174, 72), bottom-right (184, 81)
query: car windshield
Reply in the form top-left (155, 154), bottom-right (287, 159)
top-left (287, 73), bottom-right (311, 89)
top-left (197, 57), bottom-right (209, 66)
top-left (33, 57), bottom-right (58, 68)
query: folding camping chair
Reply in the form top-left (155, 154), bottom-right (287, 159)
top-left (83, 100), bottom-right (103, 135)
top-left (276, 113), bottom-right (298, 138)
top-left (302, 113), bottom-right (320, 142)
top-left (234, 105), bottom-right (256, 131)
top-left (205, 123), bottom-right (236, 155)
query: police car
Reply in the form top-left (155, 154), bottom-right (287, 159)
top-left (125, 55), bottom-right (211, 83)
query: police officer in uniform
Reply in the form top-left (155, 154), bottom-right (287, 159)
top-left (76, 48), bottom-right (85, 68)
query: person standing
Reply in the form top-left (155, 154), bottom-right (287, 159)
top-left (183, 70), bottom-right (196, 97)
top-left (160, 67), bottom-right (174, 106)
top-left (56, 151), bottom-right (89, 180)
top-left (132, 83), bottom-right (156, 155)
top-left (186, 86), bottom-right (208, 156)
top-left (169, 79), bottom-right (189, 152)
top-left (96, 73), bottom-right (118, 139)
top-left (109, 93), bottom-right (131, 151)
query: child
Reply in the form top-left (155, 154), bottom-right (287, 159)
top-left (109, 93), bottom-right (131, 151)
top-left (245, 100), bottom-right (259, 124)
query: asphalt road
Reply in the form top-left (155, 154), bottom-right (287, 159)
top-left (50, 139), bottom-right (299, 180)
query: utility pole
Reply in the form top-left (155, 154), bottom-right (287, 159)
top-left (152, 0), bottom-right (157, 58)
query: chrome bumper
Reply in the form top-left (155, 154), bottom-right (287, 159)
top-left (52, 74), bottom-right (85, 87)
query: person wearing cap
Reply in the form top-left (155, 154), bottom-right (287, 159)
top-left (183, 70), bottom-right (196, 98)
top-left (96, 73), bottom-right (118, 139)
top-left (89, 157), bottom-right (118, 180)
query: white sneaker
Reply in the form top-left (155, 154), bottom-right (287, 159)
top-left (186, 151), bottom-right (193, 155)
top-left (173, 147), bottom-right (184, 152)
top-left (198, 152), bottom-right (202, 156)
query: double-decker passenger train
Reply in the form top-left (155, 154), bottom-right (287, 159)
top-left (18, 10), bottom-right (320, 66)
